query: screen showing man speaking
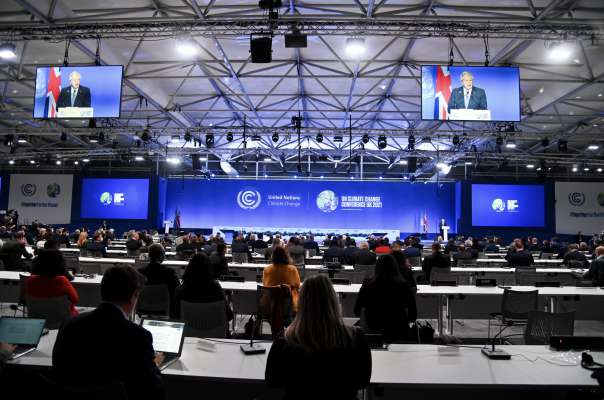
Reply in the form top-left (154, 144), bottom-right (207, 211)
top-left (472, 184), bottom-right (544, 227)
top-left (33, 65), bottom-right (123, 119)
top-left (421, 66), bottom-right (520, 122)
top-left (80, 178), bottom-right (149, 220)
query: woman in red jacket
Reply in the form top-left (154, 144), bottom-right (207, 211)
top-left (26, 248), bottom-right (79, 316)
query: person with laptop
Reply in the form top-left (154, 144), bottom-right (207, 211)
top-left (52, 265), bottom-right (165, 400)
top-left (0, 343), bottom-right (16, 372)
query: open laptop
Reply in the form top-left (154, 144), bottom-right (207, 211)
top-left (140, 319), bottom-right (186, 370)
top-left (0, 317), bottom-right (46, 360)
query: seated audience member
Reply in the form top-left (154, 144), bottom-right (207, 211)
top-left (421, 243), bottom-right (451, 282)
top-left (322, 239), bottom-right (345, 265)
top-left (583, 246), bottom-right (604, 285)
top-left (391, 251), bottom-right (417, 291)
top-left (126, 232), bottom-right (143, 252)
top-left (231, 234), bottom-right (252, 259)
top-left (563, 243), bottom-right (589, 267)
top-left (76, 231), bottom-right (88, 249)
top-left (175, 235), bottom-right (196, 258)
top-left (579, 242), bottom-right (589, 252)
top-left (263, 246), bottom-right (301, 312)
top-left (402, 243), bottom-right (421, 258)
top-left (352, 242), bottom-right (377, 266)
top-left (302, 235), bottom-right (320, 255)
top-left (411, 237), bottom-right (424, 250)
top-left (374, 239), bottom-right (391, 255)
top-left (528, 237), bottom-right (541, 252)
top-left (86, 232), bottom-right (107, 257)
top-left (287, 237), bottom-right (306, 265)
top-left (354, 255), bottom-right (417, 343)
top-left (444, 239), bottom-right (457, 254)
top-left (266, 275), bottom-right (371, 399)
top-left (540, 240), bottom-right (554, 255)
top-left (264, 238), bottom-right (282, 261)
top-left (138, 244), bottom-right (180, 316)
top-left (342, 241), bottom-right (359, 265)
top-left (505, 242), bottom-right (535, 268)
top-left (27, 249), bottom-right (79, 316)
top-left (209, 243), bottom-right (229, 278)
top-left (0, 231), bottom-right (33, 271)
top-left (52, 266), bottom-right (164, 400)
top-left (484, 239), bottom-right (499, 253)
top-left (252, 234), bottom-right (269, 253)
top-left (174, 253), bottom-right (233, 321)
top-left (452, 244), bottom-right (472, 267)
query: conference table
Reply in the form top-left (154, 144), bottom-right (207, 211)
top-left (6, 330), bottom-right (603, 399)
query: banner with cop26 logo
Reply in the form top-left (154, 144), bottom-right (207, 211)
top-left (555, 182), bottom-right (604, 235)
top-left (8, 174), bottom-right (74, 224)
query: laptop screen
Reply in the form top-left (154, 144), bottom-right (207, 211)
top-left (0, 318), bottom-right (46, 345)
top-left (141, 319), bottom-right (185, 354)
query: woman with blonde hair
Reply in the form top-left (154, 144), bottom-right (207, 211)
top-left (76, 231), bottom-right (88, 248)
top-left (265, 274), bottom-right (371, 399)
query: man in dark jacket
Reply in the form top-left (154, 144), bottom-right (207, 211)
top-left (209, 243), bottom-right (229, 278)
top-left (138, 244), bottom-right (180, 316)
top-left (583, 246), bottom-right (604, 284)
top-left (563, 243), bottom-right (589, 267)
top-left (422, 243), bottom-right (451, 282)
top-left (505, 242), bottom-right (535, 268)
top-left (352, 242), bottom-right (377, 266)
top-left (52, 265), bottom-right (164, 400)
top-left (0, 231), bottom-right (32, 271)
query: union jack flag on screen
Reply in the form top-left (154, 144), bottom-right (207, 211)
top-left (174, 208), bottom-right (181, 230)
top-left (433, 66), bottom-right (451, 120)
top-left (422, 211), bottom-right (429, 234)
top-left (44, 67), bottom-right (61, 118)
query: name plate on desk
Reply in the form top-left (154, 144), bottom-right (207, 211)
top-left (57, 107), bottom-right (94, 118)
top-left (449, 109), bottom-right (491, 121)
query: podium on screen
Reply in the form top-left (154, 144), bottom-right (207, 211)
top-left (449, 109), bottom-right (491, 121)
top-left (57, 107), bottom-right (94, 118)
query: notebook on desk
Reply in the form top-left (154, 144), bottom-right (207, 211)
top-left (141, 319), bottom-right (185, 370)
top-left (0, 317), bottom-right (46, 360)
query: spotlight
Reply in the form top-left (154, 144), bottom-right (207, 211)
top-left (4, 134), bottom-right (14, 146)
top-left (176, 37), bottom-right (198, 56)
top-left (399, 160), bottom-right (408, 165)
top-left (8, 160), bottom-right (14, 165)
top-left (362, 134), bottom-right (369, 144)
top-left (316, 133), bottom-right (323, 143)
top-left (333, 135), bottom-right (343, 143)
top-left (377, 135), bottom-right (387, 149)
top-left (60, 132), bottom-right (67, 142)
top-left (345, 37), bottom-right (366, 58)
top-left (541, 137), bottom-right (550, 147)
top-left (29, 160), bottom-right (35, 165)
top-left (135, 156), bottom-right (144, 161)
top-left (17, 137), bottom-right (28, 144)
top-left (587, 143), bottom-right (599, 151)
top-left (166, 157), bottom-right (181, 165)
top-left (184, 131), bottom-right (192, 142)
top-left (226, 132), bottom-right (233, 142)
top-left (452, 135), bottom-right (460, 146)
top-left (0, 43), bottom-right (17, 59)
top-left (572, 165), bottom-right (578, 172)
top-left (271, 133), bottom-right (279, 143)
top-left (505, 140), bottom-right (516, 149)
top-left (141, 129), bottom-right (151, 141)
top-left (205, 133), bottom-right (214, 147)
top-left (526, 164), bottom-right (535, 169)
top-left (548, 42), bottom-right (572, 61)
top-left (408, 134), bottom-right (415, 150)
top-left (597, 168), bottom-right (603, 173)
top-left (56, 160), bottom-right (62, 165)
top-left (558, 139), bottom-right (568, 152)
top-left (82, 158), bottom-right (90, 163)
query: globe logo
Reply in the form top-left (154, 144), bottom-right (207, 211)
top-left (100, 192), bottom-right (112, 206)
top-left (597, 193), bottom-right (604, 207)
top-left (47, 183), bottom-right (61, 198)
top-left (20, 183), bottom-right (36, 197)
top-left (491, 198), bottom-right (505, 212)
top-left (236, 189), bottom-right (261, 210)
top-left (316, 190), bottom-right (339, 213)
top-left (568, 192), bottom-right (585, 207)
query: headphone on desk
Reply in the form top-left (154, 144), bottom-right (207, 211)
top-left (581, 352), bottom-right (604, 371)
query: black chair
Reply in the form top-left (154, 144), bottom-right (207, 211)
top-left (488, 289), bottom-right (539, 344)
top-left (524, 310), bottom-right (575, 345)
top-left (256, 284), bottom-right (293, 340)
top-left (136, 284), bottom-right (170, 317)
top-left (180, 300), bottom-right (228, 338)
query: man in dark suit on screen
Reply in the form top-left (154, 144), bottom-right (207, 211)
top-left (447, 71), bottom-right (487, 113)
top-left (56, 70), bottom-right (91, 109)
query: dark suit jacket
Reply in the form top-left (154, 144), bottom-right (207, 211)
top-left (563, 250), bottom-right (588, 267)
top-left (352, 249), bottom-right (376, 266)
top-left (323, 246), bottom-right (345, 264)
top-left (448, 86), bottom-right (487, 112)
top-left (209, 252), bottom-right (229, 278)
top-left (402, 247), bottom-right (421, 258)
top-left (342, 246), bottom-right (359, 265)
top-left (0, 240), bottom-right (32, 271)
top-left (52, 303), bottom-right (164, 400)
top-left (56, 85), bottom-right (91, 108)
top-left (422, 252), bottom-right (451, 282)
top-left (583, 257), bottom-right (604, 285)
top-left (505, 250), bottom-right (535, 268)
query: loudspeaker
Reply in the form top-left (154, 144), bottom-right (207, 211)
top-left (250, 36), bottom-right (272, 63)
top-left (192, 156), bottom-right (201, 170)
top-left (408, 157), bottom-right (417, 173)
top-left (284, 33), bottom-right (307, 48)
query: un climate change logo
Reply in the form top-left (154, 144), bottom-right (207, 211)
top-left (491, 198), bottom-right (506, 212)
top-left (316, 190), bottom-right (339, 213)
top-left (21, 183), bottom-right (36, 197)
top-left (237, 189), bottom-right (261, 210)
top-left (100, 192), bottom-right (113, 206)
top-left (568, 192), bottom-right (585, 207)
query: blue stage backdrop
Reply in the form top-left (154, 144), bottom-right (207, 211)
top-left (80, 178), bottom-right (149, 220)
top-left (33, 66), bottom-right (123, 118)
top-left (471, 184), bottom-right (545, 228)
top-left (164, 179), bottom-right (457, 233)
top-left (421, 65), bottom-right (520, 122)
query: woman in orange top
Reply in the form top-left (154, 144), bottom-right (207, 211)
top-left (26, 249), bottom-right (79, 316)
top-left (262, 245), bottom-right (301, 311)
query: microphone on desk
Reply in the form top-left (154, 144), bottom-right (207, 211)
top-left (481, 320), bottom-right (511, 360)
top-left (240, 313), bottom-right (266, 355)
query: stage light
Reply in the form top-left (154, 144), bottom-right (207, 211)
top-left (598, 168), bottom-right (603, 173)
top-left (199, 156), bottom-right (208, 161)
top-left (272, 133), bottom-right (279, 142)
top-left (82, 158), bottom-right (90, 163)
top-left (205, 134), bottom-right (214, 147)
top-left (141, 129), bottom-right (151, 141)
top-left (167, 157), bottom-right (181, 165)
top-left (264, 157), bottom-right (271, 162)
top-left (89, 136), bottom-right (98, 143)
top-left (320, 175), bottom-right (324, 179)
top-left (377, 135), bottom-right (387, 149)
top-left (362, 134), bottom-right (369, 144)
top-left (572, 166), bottom-right (578, 172)
top-left (345, 37), bottom-right (366, 58)
top-left (226, 132), bottom-right (233, 142)
top-left (17, 137), bottom-right (28, 144)
top-left (0, 43), bottom-right (17, 59)
top-left (541, 137), bottom-right (549, 147)
top-left (526, 164), bottom-right (535, 169)
top-left (407, 135), bottom-right (415, 150)
top-left (584, 167), bottom-right (590, 172)
top-left (452, 135), bottom-right (460, 146)
top-left (465, 161), bottom-right (472, 165)
top-left (251, 134), bottom-right (261, 142)
top-left (4, 135), bottom-right (13, 146)
top-left (333, 135), bottom-right (343, 142)
top-left (29, 160), bottom-right (35, 164)
top-left (316, 133), bottom-right (323, 143)
top-left (8, 160), bottom-right (14, 165)
top-left (558, 139), bottom-right (568, 152)
top-left (379, 176), bottom-right (383, 180)
top-left (135, 156), bottom-right (144, 161)
top-left (587, 143), bottom-right (599, 151)
top-left (176, 38), bottom-right (198, 56)
top-left (505, 140), bottom-right (516, 149)
top-left (56, 160), bottom-right (61, 165)
top-left (399, 160), bottom-right (408, 165)
top-left (74, 161), bottom-right (79, 165)
top-left (548, 42), bottom-right (572, 61)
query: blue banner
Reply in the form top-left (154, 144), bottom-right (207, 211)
top-left (80, 178), bottom-right (149, 220)
top-left (471, 184), bottom-right (545, 227)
